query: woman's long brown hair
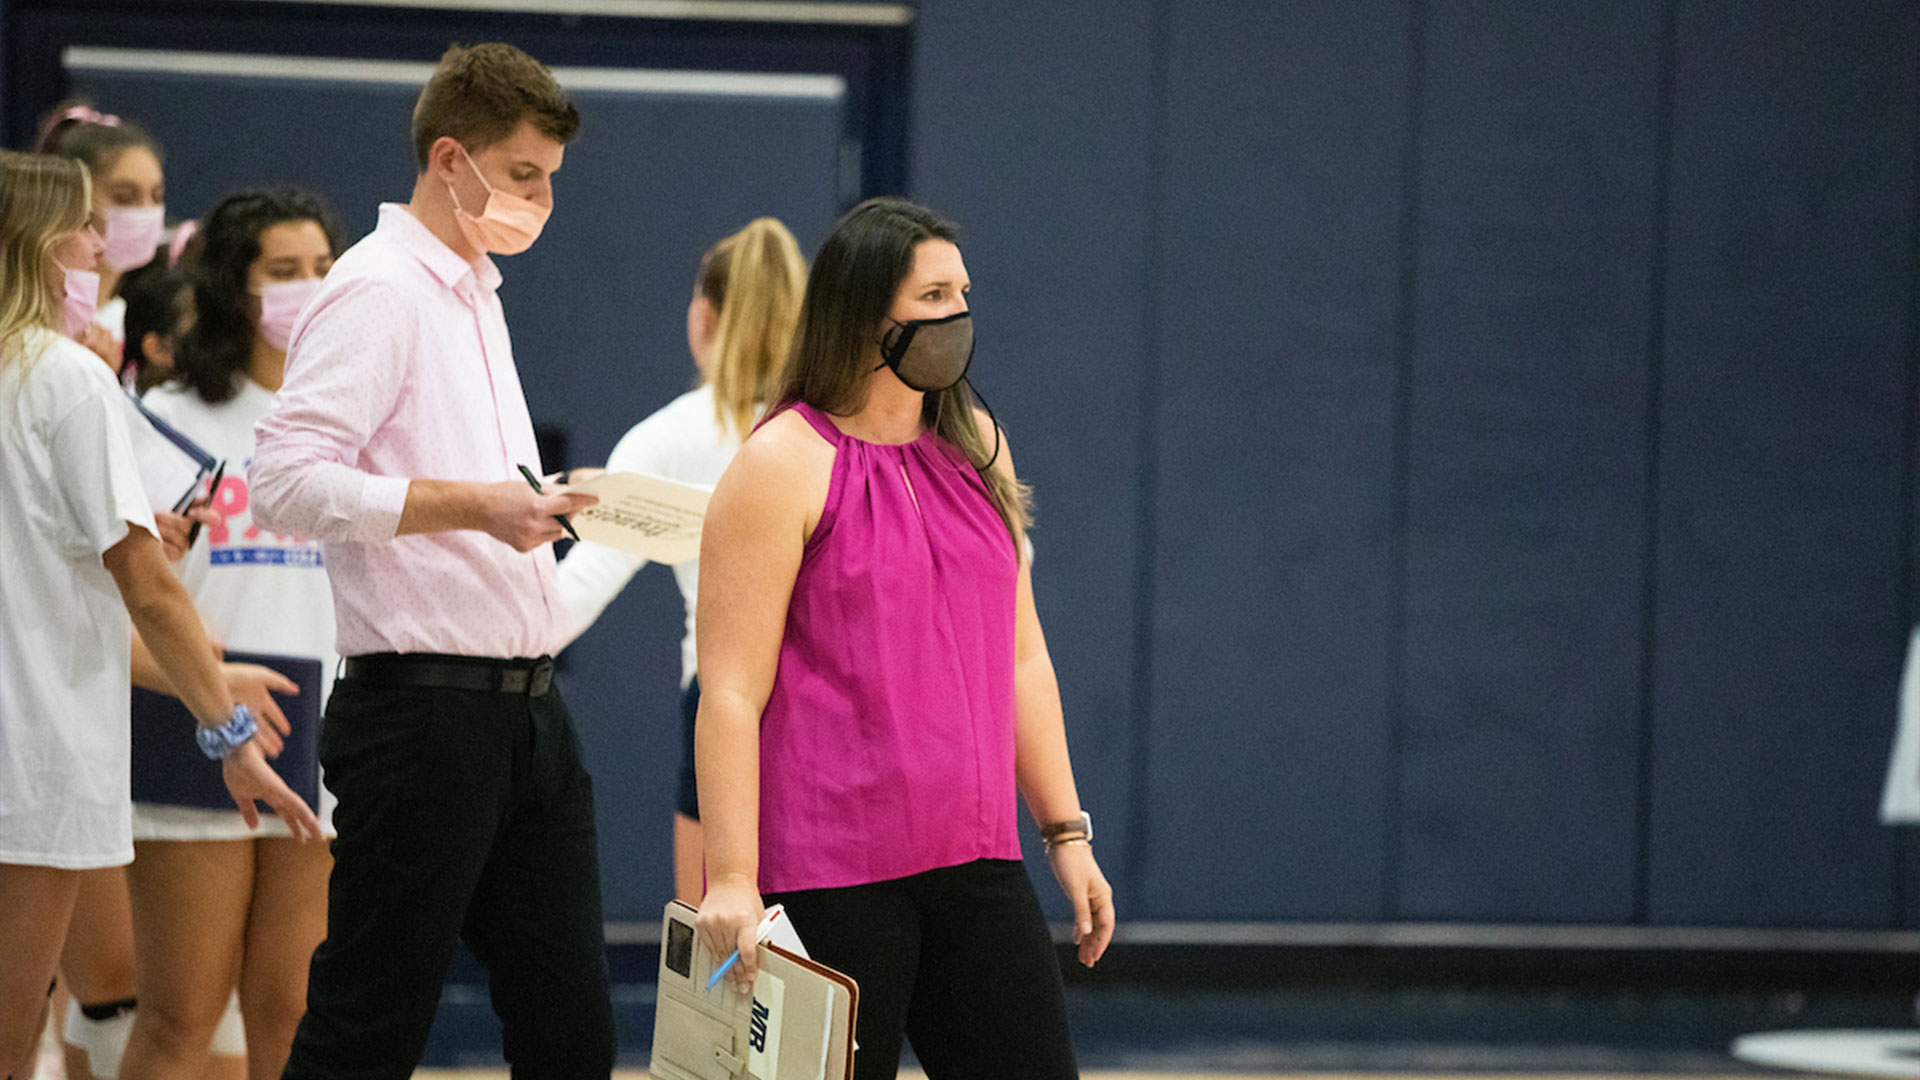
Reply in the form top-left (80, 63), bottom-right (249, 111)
top-left (769, 197), bottom-right (1030, 545)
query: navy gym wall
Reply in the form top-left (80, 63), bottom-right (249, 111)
top-left (913, 0), bottom-right (1919, 932)
top-left (5, 0), bottom-right (1915, 933)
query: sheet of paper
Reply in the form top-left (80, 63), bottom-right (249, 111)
top-left (767, 909), bottom-right (809, 960)
top-left (815, 986), bottom-right (834, 1080)
top-left (746, 970), bottom-right (784, 1079)
top-left (569, 470), bottom-right (710, 563)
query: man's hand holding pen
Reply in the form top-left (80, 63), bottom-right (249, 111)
top-left (481, 473), bottom-right (597, 553)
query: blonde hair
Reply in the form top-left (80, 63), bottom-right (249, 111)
top-left (698, 217), bottom-right (807, 438)
top-left (0, 151), bottom-right (92, 375)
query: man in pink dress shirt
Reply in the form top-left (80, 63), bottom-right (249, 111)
top-left (251, 44), bottom-right (613, 1079)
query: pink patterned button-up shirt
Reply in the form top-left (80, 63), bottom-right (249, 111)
top-left (251, 203), bottom-right (562, 659)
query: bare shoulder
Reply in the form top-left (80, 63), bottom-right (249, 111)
top-left (734, 409), bottom-right (833, 482)
top-left (710, 408), bottom-right (835, 529)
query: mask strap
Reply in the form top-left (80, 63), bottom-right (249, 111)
top-left (964, 376), bottom-right (1003, 472)
top-left (448, 143), bottom-right (490, 216)
top-left (878, 319), bottom-right (917, 369)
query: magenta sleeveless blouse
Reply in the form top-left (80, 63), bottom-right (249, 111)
top-left (756, 402), bottom-right (1022, 893)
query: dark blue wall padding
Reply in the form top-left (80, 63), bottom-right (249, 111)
top-left (911, 0), bottom-right (1160, 915)
top-left (1142, 0), bottom-right (1412, 920)
top-left (70, 67), bottom-right (845, 920)
top-left (1646, 0), bottom-right (1917, 928)
top-left (1393, 0), bottom-right (1662, 922)
top-left (28, 0), bottom-right (1920, 930)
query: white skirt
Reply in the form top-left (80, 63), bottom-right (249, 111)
top-left (132, 779), bottom-right (337, 842)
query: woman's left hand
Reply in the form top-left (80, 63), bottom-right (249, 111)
top-left (1047, 842), bottom-right (1115, 967)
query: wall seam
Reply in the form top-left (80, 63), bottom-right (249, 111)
top-left (1123, 0), bottom-right (1170, 908)
top-left (1382, 0), bottom-right (1428, 921)
top-left (1633, 0), bottom-right (1679, 926)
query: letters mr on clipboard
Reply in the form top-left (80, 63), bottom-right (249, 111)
top-left (651, 900), bottom-right (857, 1080)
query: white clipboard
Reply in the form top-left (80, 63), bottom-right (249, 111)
top-left (120, 390), bottom-right (219, 513)
top-left (650, 900), bottom-right (857, 1080)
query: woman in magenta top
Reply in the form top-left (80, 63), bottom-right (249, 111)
top-left (695, 198), bottom-right (1114, 1079)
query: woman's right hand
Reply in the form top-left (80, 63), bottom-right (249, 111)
top-left (695, 873), bottom-right (765, 994)
top-left (220, 740), bottom-right (322, 841)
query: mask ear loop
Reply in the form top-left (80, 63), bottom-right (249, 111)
top-left (963, 376), bottom-right (1003, 472)
top-left (876, 320), bottom-right (916, 372)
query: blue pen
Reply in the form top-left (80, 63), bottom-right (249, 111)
top-left (706, 905), bottom-right (784, 990)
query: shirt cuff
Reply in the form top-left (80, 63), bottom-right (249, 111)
top-left (353, 475), bottom-right (411, 542)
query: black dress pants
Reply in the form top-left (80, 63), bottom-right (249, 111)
top-left (280, 673), bottom-right (615, 1080)
top-left (765, 858), bottom-right (1078, 1080)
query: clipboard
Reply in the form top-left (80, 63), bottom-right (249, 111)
top-left (129, 651), bottom-right (323, 812)
top-left (650, 899), bottom-right (857, 1080)
top-left (121, 389), bottom-right (221, 513)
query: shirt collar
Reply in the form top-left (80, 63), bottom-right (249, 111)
top-left (375, 203), bottom-right (502, 295)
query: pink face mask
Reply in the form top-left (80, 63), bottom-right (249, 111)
top-left (255, 277), bottom-right (322, 351)
top-left (101, 204), bottom-right (166, 272)
top-left (61, 266), bottom-right (100, 339)
top-left (447, 144), bottom-right (549, 256)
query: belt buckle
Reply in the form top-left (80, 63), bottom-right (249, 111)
top-left (528, 658), bottom-right (554, 698)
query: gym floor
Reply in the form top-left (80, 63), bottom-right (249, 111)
top-left (404, 956), bottom-right (1916, 1078)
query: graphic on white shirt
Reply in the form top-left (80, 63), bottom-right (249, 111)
top-left (203, 464), bottom-right (324, 569)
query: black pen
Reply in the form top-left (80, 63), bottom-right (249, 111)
top-left (184, 460), bottom-right (226, 547)
top-left (518, 464), bottom-right (581, 542)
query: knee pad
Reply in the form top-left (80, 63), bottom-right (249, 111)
top-left (209, 990), bottom-right (246, 1058)
top-left (64, 997), bottom-right (135, 1080)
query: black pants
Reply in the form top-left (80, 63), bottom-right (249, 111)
top-left (281, 674), bottom-right (615, 1080)
top-left (675, 677), bottom-right (700, 820)
top-left (765, 859), bottom-right (1078, 1080)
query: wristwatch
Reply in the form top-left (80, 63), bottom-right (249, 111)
top-left (196, 704), bottom-right (258, 760)
top-left (1040, 811), bottom-right (1093, 849)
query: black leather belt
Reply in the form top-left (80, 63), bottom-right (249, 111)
top-left (341, 653), bottom-right (556, 697)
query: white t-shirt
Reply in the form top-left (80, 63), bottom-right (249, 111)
top-left (94, 295), bottom-right (127, 344)
top-left (0, 329), bottom-right (156, 868)
top-left (135, 378), bottom-right (339, 840)
top-left (557, 383), bottom-right (742, 685)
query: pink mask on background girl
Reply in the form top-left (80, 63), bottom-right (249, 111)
top-left (447, 144), bottom-right (549, 256)
top-left (62, 267), bottom-right (100, 339)
top-left (256, 278), bottom-right (323, 351)
top-left (101, 204), bottom-right (166, 272)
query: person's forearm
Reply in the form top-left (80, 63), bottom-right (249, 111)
top-left (1013, 650), bottom-right (1084, 825)
top-left (131, 631), bottom-right (170, 693)
top-left (695, 687), bottom-right (763, 884)
top-left (395, 478), bottom-right (494, 536)
top-left (120, 555), bottom-right (233, 728)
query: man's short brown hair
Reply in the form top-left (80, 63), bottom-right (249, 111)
top-left (411, 43), bottom-right (580, 170)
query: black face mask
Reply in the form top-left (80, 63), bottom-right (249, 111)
top-left (877, 310), bottom-right (974, 392)
top-left (875, 309), bottom-right (1003, 470)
